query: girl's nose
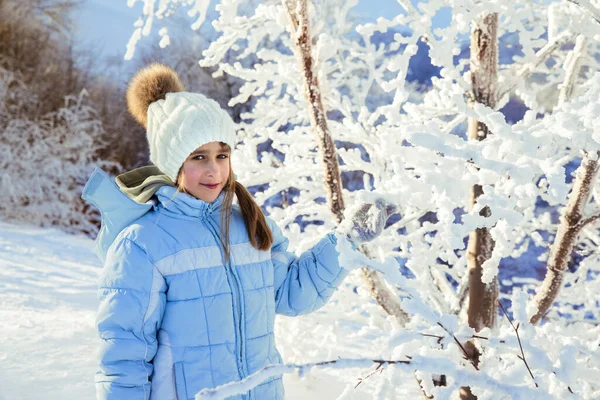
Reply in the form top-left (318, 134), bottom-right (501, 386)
top-left (205, 160), bottom-right (219, 175)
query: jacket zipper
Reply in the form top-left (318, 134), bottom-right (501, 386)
top-left (229, 262), bottom-right (247, 375)
top-left (204, 218), bottom-right (248, 385)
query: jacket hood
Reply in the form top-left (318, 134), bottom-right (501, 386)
top-left (115, 165), bottom-right (175, 203)
top-left (82, 166), bottom-right (174, 263)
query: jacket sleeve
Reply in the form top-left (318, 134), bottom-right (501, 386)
top-left (267, 217), bottom-right (348, 317)
top-left (95, 237), bottom-right (167, 400)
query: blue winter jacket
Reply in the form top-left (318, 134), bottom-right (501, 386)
top-left (82, 168), bottom-right (348, 400)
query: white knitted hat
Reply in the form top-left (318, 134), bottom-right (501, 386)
top-left (126, 64), bottom-right (236, 182)
top-left (146, 92), bottom-right (235, 181)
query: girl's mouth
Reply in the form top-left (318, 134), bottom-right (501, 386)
top-left (201, 183), bottom-right (220, 190)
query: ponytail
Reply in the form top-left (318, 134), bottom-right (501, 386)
top-left (219, 169), bottom-right (273, 262)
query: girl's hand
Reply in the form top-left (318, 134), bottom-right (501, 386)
top-left (336, 197), bottom-right (397, 246)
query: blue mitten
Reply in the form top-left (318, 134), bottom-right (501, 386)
top-left (336, 197), bottom-right (397, 247)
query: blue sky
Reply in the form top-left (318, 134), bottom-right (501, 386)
top-left (353, 0), bottom-right (405, 21)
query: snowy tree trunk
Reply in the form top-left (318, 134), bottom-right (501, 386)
top-left (283, 0), bottom-right (344, 218)
top-left (460, 15), bottom-right (500, 399)
top-left (465, 13), bottom-right (500, 333)
top-left (530, 35), bottom-right (595, 325)
top-left (283, 0), bottom-right (409, 324)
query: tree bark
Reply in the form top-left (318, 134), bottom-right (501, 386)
top-left (531, 156), bottom-right (599, 324)
top-left (465, 13), bottom-right (499, 333)
top-left (283, 0), bottom-right (344, 219)
top-left (283, 0), bottom-right (409, 324)
top-left (530, 35), bottom-right (595, 325)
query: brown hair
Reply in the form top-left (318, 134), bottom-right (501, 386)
top-left (176, 145), bottom-right (273, 262)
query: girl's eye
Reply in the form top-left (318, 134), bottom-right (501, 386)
top-left (192, 154), bottom-right (228, 161)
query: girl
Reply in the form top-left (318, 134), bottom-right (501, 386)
top-left (83, 64), bottom-right (394, 400)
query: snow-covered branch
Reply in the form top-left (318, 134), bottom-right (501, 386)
top-left (567, 0), bottom-right (600, 25)
top-left (577, 212), bottom-right (600, 229)
top-left (195, 352), bottom-right (550, 400)
top-left (558, 35), bottom-right (588, 105)
top-left (195, 358), bottom-right (411, 399)
top-left (497, 30), bottom-right (572, 103)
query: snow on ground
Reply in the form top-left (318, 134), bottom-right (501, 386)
top-left (0, 221), bottom-right (380, 399)
top-left (0, 222), bottom-right (98, 399)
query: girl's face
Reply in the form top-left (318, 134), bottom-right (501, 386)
top-left (177, 141), bottom-right (231, 202)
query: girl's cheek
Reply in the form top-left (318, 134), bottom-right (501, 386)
top-left (185, 165), bottom-right (202, 178)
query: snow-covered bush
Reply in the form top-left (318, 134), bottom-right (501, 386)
top-left (0, 67), bottom-right (111, 236)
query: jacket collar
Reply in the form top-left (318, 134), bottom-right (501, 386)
top-left (155, 186), bottom-right (225, 220)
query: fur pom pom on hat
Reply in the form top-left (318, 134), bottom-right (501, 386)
top-left (126, 63), bottom-right (236, 182)
top-left (126, 63), bottom-right (185, 128)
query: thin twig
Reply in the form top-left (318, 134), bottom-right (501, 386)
top-left (421, 333), bottom-right (444, 344)
top-left (422, 332), bottom-right (492, 342)
top-left (437, 322), bottom-right (479, 370)
top-left (576, 212), bottom-right (600, 230)
top-left (498, 300), bottom-right (539, 388)
top-left (355, 360), bottom-right (387, 388)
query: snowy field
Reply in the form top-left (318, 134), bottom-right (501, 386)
top-left (0, 221), bottom-right (383, 400)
